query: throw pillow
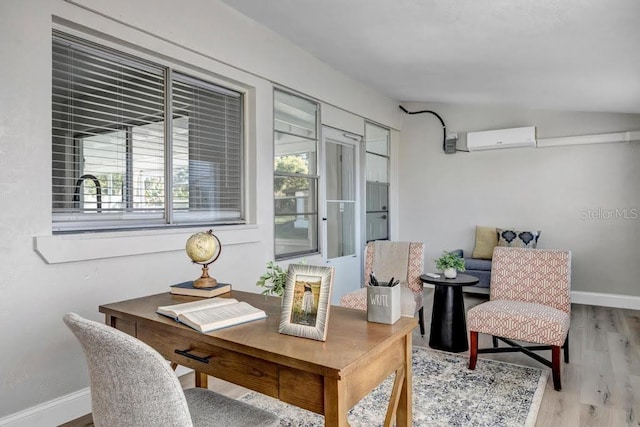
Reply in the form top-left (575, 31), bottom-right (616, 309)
top-left (471, 226), bottom-right (498, 259)
top-left (496, 228), bottom-right (541, 248)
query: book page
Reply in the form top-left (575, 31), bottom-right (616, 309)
top-left (157, 297), bottom-right (238, 319)
top-left (178, 302), bottom-right (266, 333)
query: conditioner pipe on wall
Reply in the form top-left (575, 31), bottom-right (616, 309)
top-left (399, 105), bottom-right (453, 153)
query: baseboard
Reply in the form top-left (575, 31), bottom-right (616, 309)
top-left (0, 366), bottom-right (194, 427)
top-left (175, 365), bottom-right (193, 377)
top-left (0, 388), bottom-right (90, 427)
top-left (571, 290), bottom-right (640, 310)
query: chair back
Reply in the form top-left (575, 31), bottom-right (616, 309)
top-left (63, 313), bottom-right (193, 427)
top-left (364, 241), bottom-right (424, 292)
top-left (489, 247), bottom-right (572, 313)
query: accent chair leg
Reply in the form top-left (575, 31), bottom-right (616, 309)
top-left (469, 331), bottom-right (478, 370)
top-left (418, 307), bottom-right (425, 336)
top-left (552, 346), bottom-right (561, 391)
top-left (563, 333), bottom-right (570, 363)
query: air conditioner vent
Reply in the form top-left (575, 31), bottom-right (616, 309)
top-left (466, 126), bottom-right (536, 151)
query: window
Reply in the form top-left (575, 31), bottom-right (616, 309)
top-left (364, 122), bottom-right (390, 242)
top-left (273, 90), bottom-right (319, 258)
top-left (52, 32), bottom-right (243, 232)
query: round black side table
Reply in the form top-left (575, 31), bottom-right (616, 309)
top-left (420, 273), bottom-right (480, 353)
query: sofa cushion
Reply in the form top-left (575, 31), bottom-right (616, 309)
top-left (496, 228), bottom-right (541, 249)
top-left (464, 258), bottom-right (492, 271)
top-left (464, 270), bottom-right (491, 288)
top-left (471, 226), bottom-right (498, 259)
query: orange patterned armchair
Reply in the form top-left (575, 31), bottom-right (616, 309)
top-left (467, 247), bottom-right (572, 390)
top-left (340, 241), bottom-right (426, 335)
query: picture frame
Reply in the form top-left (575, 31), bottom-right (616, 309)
top-left (279, 264), bottom-right (334, 341)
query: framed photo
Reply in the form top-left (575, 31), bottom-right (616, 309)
top-left (279, 264), bottom-right (334, 341)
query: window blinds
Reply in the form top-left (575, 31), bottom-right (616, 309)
top-left (52, 32), bottom-right (243, 231)
top-left (171, 73), bottom-right (243, 223)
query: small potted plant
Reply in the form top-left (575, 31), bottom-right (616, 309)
top-left (256, 261), bottom-right (287, 296)
top-left (435, 251), bottom-right (466, 279)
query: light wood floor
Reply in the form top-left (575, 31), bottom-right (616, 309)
top-left (61, 290), bottom-right (640, 427)
top-left (458, 292), bottom-right (640, 427)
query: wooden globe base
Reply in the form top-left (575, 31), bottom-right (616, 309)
top-left (193, 266), bottom-right (218, 288)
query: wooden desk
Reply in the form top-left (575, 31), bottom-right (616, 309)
top-left (99, 291), bottom-right (415, 427)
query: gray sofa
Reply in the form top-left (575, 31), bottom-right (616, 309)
top-left (452, 249), bottom-right (491, 293)
top-left (451, 227), bottom-right (541, 293)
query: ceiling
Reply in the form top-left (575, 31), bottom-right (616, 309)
top-left (220, 0), bottom-right (640, 114)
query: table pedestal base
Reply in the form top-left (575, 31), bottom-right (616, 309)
top-left (429, 285), bottom-right (468, 352)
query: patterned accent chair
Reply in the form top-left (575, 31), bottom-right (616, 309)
top-left (466, 247), bottom-right (572, 391)
top-left (339, 241), bottom-right (426, 335)
top-left (63, 313), bottom-right (279, 426)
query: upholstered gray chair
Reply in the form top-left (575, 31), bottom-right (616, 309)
top-left (63, 313), bottom-right (279, 427)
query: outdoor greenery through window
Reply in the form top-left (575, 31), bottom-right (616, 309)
top-left (273, 90), bottom-right (319, 258)
top-left (52, 31), bottom-right (244, 232)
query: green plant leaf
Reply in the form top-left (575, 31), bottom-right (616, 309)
top-left (256, 261), bottom-right (288, 296)
top-left (434, 250), bottom-right (466, 272)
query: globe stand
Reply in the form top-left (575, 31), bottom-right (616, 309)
top-left (194, 263), bottom-right (218, 288)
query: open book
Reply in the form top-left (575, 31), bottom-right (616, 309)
top-left (157, 297), bottom-right (266, 333)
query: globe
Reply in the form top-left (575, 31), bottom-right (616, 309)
top-left (186, 230), bottom-right (222, 288)
top-left (186, 230), bottom-right (218, 264)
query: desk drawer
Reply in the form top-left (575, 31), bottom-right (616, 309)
top-left (137, 324), bottom-right (279, 398)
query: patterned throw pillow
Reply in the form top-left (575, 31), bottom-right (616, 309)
top-left (496, 228), bottom-right (541, 248)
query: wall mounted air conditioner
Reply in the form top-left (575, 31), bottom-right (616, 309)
top-left (466, 126), bottom-right (536, 151)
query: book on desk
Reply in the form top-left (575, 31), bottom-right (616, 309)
top-left (157, 297), bottom-right (266, 333)
top-left (169, 281), bottom-right (231, 298)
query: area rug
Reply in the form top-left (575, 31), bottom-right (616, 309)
top-left (238, 346), bottom-right (548, 427)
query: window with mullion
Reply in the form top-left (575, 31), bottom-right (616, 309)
top-left (51, 32), bottom-right (244, 232)
top-left (364, 122), bottom-right (390, 242)
top-left (273, 90), bottom-right (319, 258)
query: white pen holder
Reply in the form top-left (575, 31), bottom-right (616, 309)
top-left (367, 283), bottom-right (401, 324)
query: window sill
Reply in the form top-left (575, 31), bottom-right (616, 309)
top-left (34, 225), bottom-right (260, 264)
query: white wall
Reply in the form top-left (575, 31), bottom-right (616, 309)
top-left (0, 0), bottom-right (400, 420)
top-left (398, 102), bottom-right (640, 298)
top-left (3, 0), bottom-right (637, 421)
